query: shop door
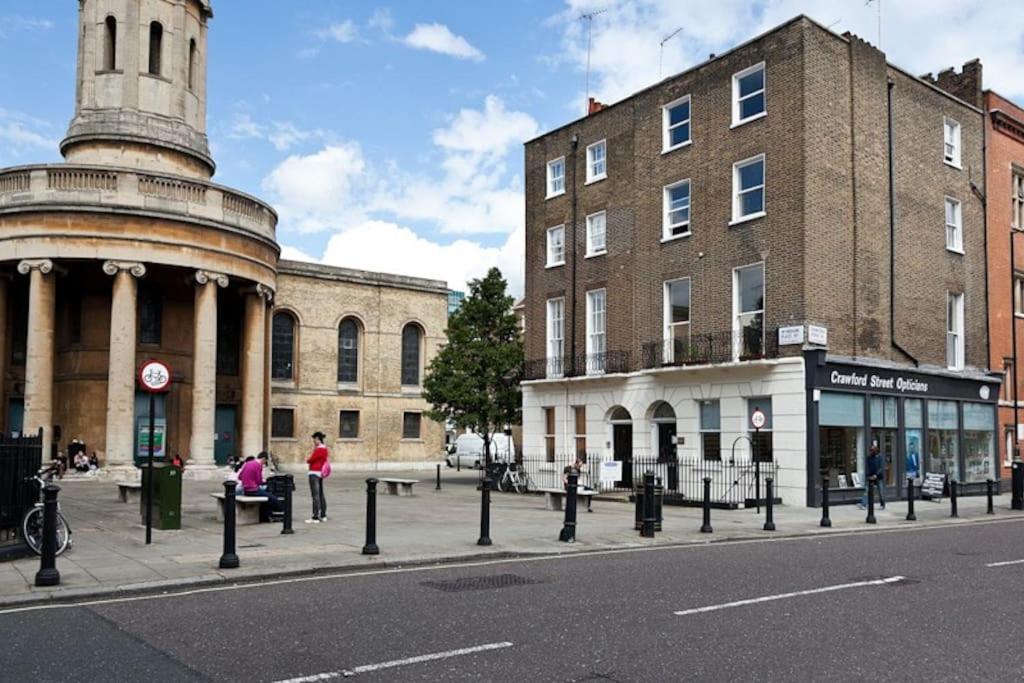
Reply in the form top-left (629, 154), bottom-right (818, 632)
top-left (7, 399), bottom-right (24, 435)
top-left (657, 423), bottom-right (678, 491)
top-left (613, 423), bottom-right (633, 488)
top-left (214, 405), bottom-right (237, 466)
top-left (871, 429), bottom-right (898, 489)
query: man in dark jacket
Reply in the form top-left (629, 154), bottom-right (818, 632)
top-left (860, 442), bottom-right (886, 509)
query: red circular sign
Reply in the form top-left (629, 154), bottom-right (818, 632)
top-left (139, 360), bottom-right (172, 393)
top-left (751, 408), bottom-right (767, 430)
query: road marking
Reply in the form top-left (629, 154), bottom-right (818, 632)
top-left (273, 642), bottom-right (514, 681)
top-left (986, 559), bottom-right (1024, 567)
top-left (674, 576), bottom-right (905, 616)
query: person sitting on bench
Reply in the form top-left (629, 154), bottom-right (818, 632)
top-left (238, 452), bottom-right (279, 521)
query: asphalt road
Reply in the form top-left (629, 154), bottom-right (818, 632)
top-left (4, 518), bottom-right (1024, 682)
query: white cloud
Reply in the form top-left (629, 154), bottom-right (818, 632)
top-left (368, 8), bottom-right (394, 34)
top-left (0, 107), bottom-right (58, 157)
top-left (402, 23), bottom-right (485, 61)
top-left (316, 20), bottom-right (359, 44)
top-left (279, 244), bottom-right (319, 263)
top-left (226, 114), bottom-right (324, 152)
top-left (0, 16), bottom-right (54, 38)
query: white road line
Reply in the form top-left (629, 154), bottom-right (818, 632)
top-left (674, 576), bottom-right (905, 616)
top-left (986, 559), bottom-right (1024, 567)
top-left (273, 642), bottom-right (514, 682)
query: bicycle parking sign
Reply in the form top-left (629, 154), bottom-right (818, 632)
top-left (139, 360), bottom-right (171, 393)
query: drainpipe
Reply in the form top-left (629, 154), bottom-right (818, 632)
top-left (887, 79), bottom-right (919, 366)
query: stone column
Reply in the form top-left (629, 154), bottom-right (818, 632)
top-left (240, 284), bottom-right (272, 459)
top-left (18, 260), bottom-right (56, 458)
top-left (189, 270), bottom-right (228, 472)
top-left (102, 261), bottom-right (146, 470)
top-left (0, 274), bottom-right (9, 433)
top-left (263, 297), bottom-right (272, 452)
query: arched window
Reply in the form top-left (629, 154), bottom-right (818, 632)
top-left (338, 318), bottom-right (359, 383)
top-left (148, 22), bottom-right (163, 76)
top-left (104, 16), bottom-right (117, 70)
top-left (271, 312), bottom-right (295, 381)
top-left (400, 324), bottom-right (422, 386)
top-left (188, 38), bottom-right (197, 90)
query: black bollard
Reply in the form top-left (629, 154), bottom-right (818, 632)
top-left (219, 480), bottom-right (240, 569)
top-left (559, 473), bottom-right (578, 542)
top-left (866, 475), bottom-right (877, 524)
top-left (820, 476), bottom-right (832, 528)
top-left (641, 471), bottom-right (656, 538)
top-left (987, 479), bottom-right (995, 515)
top-left (281, 474), bottom-right (294, 535)
top-left (1013, 460), bottom-right (1023, 510)
top-left (763, 477), bottom-right (776, 531)
top-left (950, 479), bottom-right (958, 518)
top-left (478, 477), bottom-right (492, 546)
top-left (906, 476), bottom-right (916, 521)
top-left (34, 483), bottom-right (61, 587)
top-left (700, 477), bottom-right (713, 533)
top-left (363, 478), bottom-right (379, 555)
top-left (436, 463), bottom-right (441, 491)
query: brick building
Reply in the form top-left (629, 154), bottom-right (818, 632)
top-left (521, 16), bottom-right (1000, 507)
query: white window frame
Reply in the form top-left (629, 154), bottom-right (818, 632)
top-left (733, 262), bottom-right (765, 362)
top-left (585, 140), bottom-right (607, 184)
top-left (1013, 171), bottom-right (1024, 231)
top-left (585, 288), bottom-right (607, 375)
top-left (945, 196), bottom-right (963, 254)
top-left (732, 62), bottom-right (766, 128)
top-left (699, 400), bottom-right (721, 461)
top-left (663, 179), bottom-right (692, 240)
top-left (1014, 274), bottom-right (1024, 318)
top-left (546, 157), bottom-right (565, 198)
top-left (546, 225), bottom-right (565, 267)
top-left (664, 278), bottom-right (691, 363)
top-left (546, 297), bottom-right (565, 378)
top-left (947, 291), bottom-right (965, 370)
top-left (585, 211), bottom-right (607, 257)
top-left (943, 117), bottom-right (961, 169)
top-left (731, 154), bottom-right (766, 224)
top-left (662, 95), bottom-right (692, 153)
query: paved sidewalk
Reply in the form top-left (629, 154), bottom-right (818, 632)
top-left (1, 467), bottom-right (1020, 608)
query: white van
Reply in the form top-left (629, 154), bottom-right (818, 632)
top-left (445, 433), bottom-right (515, 469)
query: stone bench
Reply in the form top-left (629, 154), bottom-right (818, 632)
top-left (116, 481), bottom-right (142, 504)
top-left (210, 492), bottom-right (269, 526)
top-left (379, 478), bottom-right (419, 497)
top-left (535, 487), bottom-right (596, 512)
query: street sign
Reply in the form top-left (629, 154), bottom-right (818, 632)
top-left (600, 461), bottom-right (623, 483)
top-left (139, 360), bottom-right (172, 393)
top-left (751, 408), bottom-right (767, 431)
top-left (808, 325), bottom-right (828, 346)
top-left (778, 326), bottom-right (804, 346)
top-left (921, 472), bottom-right (945, 499)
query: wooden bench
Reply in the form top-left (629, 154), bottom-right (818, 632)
top-left (116, 481), bottom-right (142, 504)
top-left (210, 492), bottom-right (269, 526)
top-left (536, 487), bottom-right (597, 512)
top-left (379, 478), bottom-right (419, 497)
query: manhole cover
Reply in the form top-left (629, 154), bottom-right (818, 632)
top-left (420, 573), bottom-right (542, 593)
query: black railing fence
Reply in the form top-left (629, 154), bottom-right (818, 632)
top-left (520, 451), bottom-right (778, 509)
top-left (0, 429), bottom-right (43, 542)
top-left (523, 350), bottom-right (632, 381)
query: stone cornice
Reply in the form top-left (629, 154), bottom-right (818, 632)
top-left (991, 109), bottom-right (1024, 145)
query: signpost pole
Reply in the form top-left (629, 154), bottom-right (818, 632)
top-left (145, 392), bottom-right (155, 545)
top-left (754, 426), bottom-right (761, 514)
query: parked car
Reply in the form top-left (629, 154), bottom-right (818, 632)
top-left (445, 433), bottom-right (515, 469)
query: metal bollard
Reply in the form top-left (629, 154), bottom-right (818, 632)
top-left (906, 476), bottom-right (916, 521)
top-left (559, 473), bottom-right (578, 542)
top-left (866, 475), bottom-right (877, 524)
top-left (1012, 460), bottom-right (1023, 510)
top-left (219, 480), bottom-right (240, 569)
top-left (820, 476), bottom-right (832, 528)
top-left (281, 474), bottom-right (294, 535)
top-left (987, 479), bottom-right (994, 515)
top-left (436, 463), bottom-right (441, 491)
top-left (763, 477), bottom-right (776, 531)
top-left (641, 471), bottom-right (656, 538)
top-left (950, 479), bottom-right (958, 518)
top-left (700, 477), bottom-right (713, 533)
top-left (363, 478), bottom-right (379, 555)
top-left (477, 477), bottom-right (492, 546)
top-left (34, 483), bottom-right (61, 587)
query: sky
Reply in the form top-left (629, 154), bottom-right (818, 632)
top-left (2, 1), bottom-right (1024, 297)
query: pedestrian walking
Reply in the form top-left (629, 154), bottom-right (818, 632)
top-left (306, 431), bottom-right (329, 523)
top-left (859, 441), bottom-right (886, 510)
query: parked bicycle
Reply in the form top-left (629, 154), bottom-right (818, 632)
top-left (22, 463), bottom-right (73, 556)
top-left (497, 463), bottom-right (533, 494)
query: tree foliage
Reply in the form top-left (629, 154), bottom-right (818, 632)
top-left (423, 268), bottom-right (522, 462)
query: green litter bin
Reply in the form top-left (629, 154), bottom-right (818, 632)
top-left (140, 462), bottom-right (182, 530)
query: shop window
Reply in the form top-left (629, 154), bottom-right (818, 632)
top-left (148, 22), bottom-right (163, 76)
top-left (271, 312), bottom-right (295, 380)
top-left (402, 412), bottom-right (421, 439)
top-left (747, 397), bottom-right (773, 462)
top-left (819, 392), bottom-right (865, 488)
top-left (339, 410), bottom-right (359, 439)
top-left (870, 396), bottom-right (898, 487)
top-left (699, 400), bottom-right (720, 461)
top-left (927, 400), bottom-right (959, 480)
top-left (904, 399), bottom-right (923, 480)
top-left (139, 287), bottom-right (162, 345)
top-left (963, 402), bottom-right (995, 483)
top-left (271, 408), bottom-right (294, 438)
top-left (573, 406), bottom-right (587, 460)
top-left (544, 407), bottom-right (555, 462)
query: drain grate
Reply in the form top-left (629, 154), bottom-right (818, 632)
top-left (420, 573), bottom-right (542, 593)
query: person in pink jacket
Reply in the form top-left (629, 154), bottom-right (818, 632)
top-left (306, 431), bottom-right (329, 523)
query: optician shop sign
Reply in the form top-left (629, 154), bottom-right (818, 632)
top-left (810, 359), bottom-right (1000, 402)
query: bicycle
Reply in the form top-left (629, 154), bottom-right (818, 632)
top-left (497, 463), bottom-right (533, 494)
top-left (22, 464), bottom-right (73, 556)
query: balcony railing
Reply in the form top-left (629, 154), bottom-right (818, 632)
top-left (524, 350), bottom-right (632, 381)
top-left (642, 329), bottom-right (779, 369)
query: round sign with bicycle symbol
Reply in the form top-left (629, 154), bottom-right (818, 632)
top-left (750, 407), bottom-right (767, 431)
top-left (139, 360), bottom-right (172, 393)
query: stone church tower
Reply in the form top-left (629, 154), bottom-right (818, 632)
top-left (0, 0), bottom-right (279, 474)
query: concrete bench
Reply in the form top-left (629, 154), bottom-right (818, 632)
top-left (536, 487), bottom-right (597, 512)
top-left (211, 492), bottom-right (269, 526)
top-left (379, 478), bottom-right (419, 496)
top-left (116, 481), bottom-right (142, 504)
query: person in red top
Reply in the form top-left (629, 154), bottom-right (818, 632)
top-left (306, 431), bottom-right (329, 523)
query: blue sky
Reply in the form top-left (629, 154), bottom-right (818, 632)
top-left (3, 1), bottom-right (1024, 296)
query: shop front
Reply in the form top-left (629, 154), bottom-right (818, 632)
top-left (804, 350), bottom-right (1001, 506)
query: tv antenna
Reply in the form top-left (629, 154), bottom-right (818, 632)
top-left (659, 27), bottom-right (683, 79)
top-left (865, 0), bottom-right (881, 48)
top-left (581, 8), bottom-right (607, 114)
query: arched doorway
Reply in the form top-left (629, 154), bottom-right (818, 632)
top-left (608, 406), bottom-right (633, 488)
top-left (651, 401), bottom-right (678, 491)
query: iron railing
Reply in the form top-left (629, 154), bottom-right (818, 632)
top-left (524, 350), bottom-right (632, 380)
top-left (0, 429), bottom-right (43, 542)
top-left (642, 329), bottom-right (779, 369)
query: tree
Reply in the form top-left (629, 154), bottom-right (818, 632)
top-left (423, 268), bottom-right (522, 468)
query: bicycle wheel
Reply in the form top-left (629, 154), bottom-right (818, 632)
top-left (21, 507), bottom-right (43, 555)
top-left (497, 474), bottom-right (512, 493)
top-left (55, 513), bottom-right (72, 556)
